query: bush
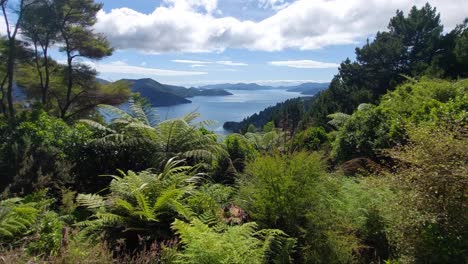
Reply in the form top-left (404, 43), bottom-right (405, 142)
top-left (290, 127), bottom-right (329, 151)
top-left (331, 78), bottom-right (467, 162)
top-left (384, 125), bottom-right (467, 263)
top-left (27, 211), bottom-right (64, 256)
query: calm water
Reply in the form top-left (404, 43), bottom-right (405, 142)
top-left (156, 89), bottom-right (303, 134)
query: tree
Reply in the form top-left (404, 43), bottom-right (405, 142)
top-left (388, 4), bottom-right (443, 76)
top-left (454, 19), bottom-right (468, 71)
top-left (0, 0), bottom-right (29, 118)
top-left (54, 0), bottom-right (113, 118)
top-left (20, 0), bottom-right (60, 106)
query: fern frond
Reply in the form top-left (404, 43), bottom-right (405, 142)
top-left (76, 194), bottom-right (105, 209)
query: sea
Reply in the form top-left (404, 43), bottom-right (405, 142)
top-left (156, 89), bottom-right (303, 134)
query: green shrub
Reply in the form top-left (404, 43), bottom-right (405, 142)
top-left (27, 211), bottom-right (64, 256)
top-left (290, 127), bottom-right (329, 151)
top-left (331, 78), bottom-right (467, 162)
top-left (384, 125), bottom-right (467, 263)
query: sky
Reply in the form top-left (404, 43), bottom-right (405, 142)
top-left (2, 0), bottom-right (468, 87)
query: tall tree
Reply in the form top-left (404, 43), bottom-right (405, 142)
top-left (388, 3), bottom-right (443, 76)
top-left (0, 0), bottom-right (28, 118)
top-left (20, 0), bottom-right (59, 107)
top-left (54, 0), bottom-right (113, 118)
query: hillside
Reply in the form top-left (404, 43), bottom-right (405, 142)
top-left (285, 82), bottom-right (329, 95)
top-left (114, 78), bottom-right (232, 107)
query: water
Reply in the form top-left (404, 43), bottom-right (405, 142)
top-left (156, 89), bottom-right (303, 134)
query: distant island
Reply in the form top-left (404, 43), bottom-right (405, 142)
top-left (104, 78), bottom-right (233, 107)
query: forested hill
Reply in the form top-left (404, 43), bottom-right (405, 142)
top-left (224, 97), bottom-right (314, 133)
top-left (285, 82), bottom-right (329, 95)
top-left (223, 82), bottom-right (328, 133)
top-left (113, 78), bottom-right (232, 107)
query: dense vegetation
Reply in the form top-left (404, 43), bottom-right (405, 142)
top-left (0, 1), bottom-right (467, 263)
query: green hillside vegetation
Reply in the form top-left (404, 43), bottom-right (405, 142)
top-left (0, 1), bottom-right (467, 263)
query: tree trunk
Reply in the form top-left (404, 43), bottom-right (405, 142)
top-left (61, 48), bottom-right (73, 118)
top-left (0, 73), bottom-right (8, 116)
top-left (43, 46), bottom-right (50, 107)
top-left (6, 38), bottom-right (16, 117)
top-left (33, 41), bottom-right (46, 104)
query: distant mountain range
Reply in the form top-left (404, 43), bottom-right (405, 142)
top-left (110, 78), bottom-right (233, 107)
top-left (98, 78), bottom-right (329, 107)
top-left (200, 83), bottom-right (274, 90)
top-left (200, 82), bottom-right (329, 95)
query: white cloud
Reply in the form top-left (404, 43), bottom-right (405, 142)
top-left (256, 0), bottom-right (290, 10)
top-left (173, 59), bottom-right (247, 66)
top-left (0, 16), bottom-right (6, 36)
top-left (87, 61), bottom-right (207, 76)
top-left (163, 0), bottom-right (218, 14)
top-left (216, 60), bottom-right (248, 66)
top-left (172, 59), bottom-right (211, 64)
top-left (190, 64), bottom-right (206, 67)
top-left (95, 0), bottom-right (468, 53)
top-left (269, 60), bottom-right (339, 69)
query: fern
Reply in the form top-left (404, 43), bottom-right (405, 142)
top-left (0, 198), bottom-right (40, 242)
top-left (81, 102), bottom-right (225, 167)
top-left (76, 158), bottom-right (203, 239)
top-left (172, 218), bottom-right (295, 263)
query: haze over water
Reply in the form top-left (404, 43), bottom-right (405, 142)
top-left (157, 89), bottom-right (303, 134)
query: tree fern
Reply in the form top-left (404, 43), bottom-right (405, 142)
top-left (80, 102), bottom-right (225, 168)
top-left (76, 158), bottom-right (202, 239)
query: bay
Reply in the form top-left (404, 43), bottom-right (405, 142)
top-left (156, 89), bottom-right (303, 134)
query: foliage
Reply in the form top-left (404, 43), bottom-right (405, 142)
top-left (384, 126), bottom-right (467, 263)
top-left (238, 152), bottom-right (368, 263)
top-left (82, 102), bottom-right (224, 168)
top-left (173, 218), bottom-right (295, 264)
top-left (76, 158), bottom-right (203, 247)
top-left (27, 211), bottom-right (64, 256)
top-left (0, 110), bottom-right (93, 193)
top-left (290, 127), bottom-right (328, 151)
top-left (0, 198), bottom-right (40, 242)
top-left (332, 78), bottom-right (467, 162)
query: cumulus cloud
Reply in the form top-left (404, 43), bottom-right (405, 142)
top-left (269, 60), bottom-right (339, 69)
top-left (87, 61), bottom-right (207, 76)
top-left (95, 0), bottom-right (468, 53)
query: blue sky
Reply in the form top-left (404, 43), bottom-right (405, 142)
top-left (36, 0), bottom-right (468, 86)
